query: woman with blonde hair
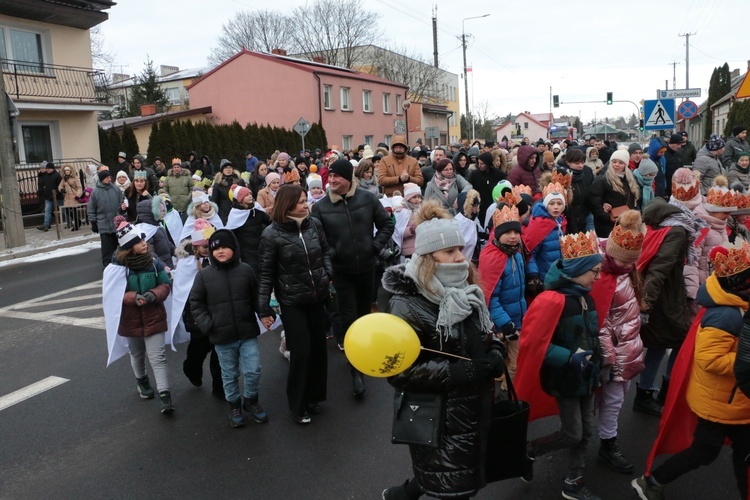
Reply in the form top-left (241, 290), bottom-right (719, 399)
top-left (492, 148), bottom-right (509, 175)
top-left (588, 148), bottom-right (640, 237)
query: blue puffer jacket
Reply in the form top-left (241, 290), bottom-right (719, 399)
top-left (528, 202), bottom-right (564, 280)
top-left (489, 250), bottom-right (527, 331)
top-left (648, 137), bottom-right (668, 197)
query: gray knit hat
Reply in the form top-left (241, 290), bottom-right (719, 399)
top-left (627, 143), bottom-right (642, 155)
top-left (414, 218), bottom-right (465, 255)
top-left (637, 158), bottom-right (659, 176)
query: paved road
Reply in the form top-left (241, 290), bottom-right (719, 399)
top-left (0, 249), bottom-right (738, 499)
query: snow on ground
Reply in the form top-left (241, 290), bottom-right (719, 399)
top-left (0, 242), bottom-right (100, 268)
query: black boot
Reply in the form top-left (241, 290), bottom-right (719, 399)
top-left (656, 376), bottom-right (670, 405)
top-left (352, 368), bottom-right (366, 398)
top-left (598, 437), bottom-right (634, 473)
top-left (633, 384), bottom-right (663, 416)
top-left (382, 479), bottom-right (422, 500)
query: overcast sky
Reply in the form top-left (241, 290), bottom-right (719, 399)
top-left (98, 0), bottom-right (749, 125)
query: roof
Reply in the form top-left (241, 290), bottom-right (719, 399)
top-left (188, 49), bottom-right (409, 91)
top-left (110, 66), bottom-right (210, 90)
top-left (530, 112), bottom-right (553, 124)
top-left (493, 112), bottom-right (548, 132)
top-left (0, 0), bottom-right (114, 29)
top-left (583, 123), bottom-right (620, 135)
top-left (711, 71), bottom-right (748, 109)
top-left (98, 106), bottom-right (212, 131)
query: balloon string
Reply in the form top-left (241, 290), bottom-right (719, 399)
top-left (420, 347), bottom-right (471, 361)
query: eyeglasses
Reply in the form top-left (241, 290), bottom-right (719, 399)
top-left (590, 268), bottom-right (602, 277)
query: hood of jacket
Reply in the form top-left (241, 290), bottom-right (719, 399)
top-left (168, 167), bottom-right (191, 177)
top-left (136, 196), bottom-right (164, 224)
top-left (516, 146), bottom-right (538, 171)
top-left (643, 197), bottom-right (683, 226)
top-left (207, 229), bottom-right (241, 268)
top-left (214, 171), bottom-right (241, 186)
top-left (648, 137), bottom-right (667, 159)
top-left (586, 147), bottom-right (599, 159)
top-left (697, 273), bottom-right (748, 309)
top-left (175, 238), bottom-right (194, 260)
top-left (381, 263), bottom-right (419, 296)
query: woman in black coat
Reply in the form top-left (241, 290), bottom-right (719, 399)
top-left (257, 184), bottom-right (333, 424)
top-left (380, 202), bottom-right (503, 500)
top-left (588, 149), bottom-right (640, 237)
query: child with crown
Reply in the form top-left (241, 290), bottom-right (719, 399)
top-left (478, 203), bottom-right (527, 386)
top-left (514, 230), bottom-right (603, 499)
top-left (633, 241), bottom-right (750, 500)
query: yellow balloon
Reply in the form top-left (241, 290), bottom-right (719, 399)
top-left (344, 313), bottom-right (420, 378)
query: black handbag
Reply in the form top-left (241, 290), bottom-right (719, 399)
top-left (485, 366), bottom-right (532, 483)
top-left (391, 391), bottom-right (445, 449)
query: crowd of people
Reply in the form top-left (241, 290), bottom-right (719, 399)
top-left (87, 125), bottom-right (750, 500)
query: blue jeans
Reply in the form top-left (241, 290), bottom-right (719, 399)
top-left (43, 199), bottom-right (54, 227)
top-left (214, 338), bottom-right (261, 403)
top-left (639, 347), bottom-right (679, 390)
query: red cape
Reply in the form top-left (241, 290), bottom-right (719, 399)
top-left (645, 309), bottom-right (705, 472)
top-left (523, 216), bottom-right (567, 254)
top-left (637, 226), bottom-right (670, 274)
top-left (589, 272), bottom-right (618, 330)
top-left (515, 290), bottom-right (566, 421)
top-left (479, 243), bottom-right (509, 307)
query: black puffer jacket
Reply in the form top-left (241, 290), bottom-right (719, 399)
top-left (229, 201), bottom-right (270, 273)
top-left (565, 166), bottom-right (595, 234)
top-left (258, 216), bottom-right (332, 315)
top-left (382, 264), bottom-right (492, 499)
top-left (311, 186), bottom-right (394, 275)
top-left (188, 230), bottom-right (261, 345)
top-left (136, 197), bottom-right (175, 268)
top-left (588, 174), bottom-right (638, 237)
top-left (211, 170), bottom-right (245, 224)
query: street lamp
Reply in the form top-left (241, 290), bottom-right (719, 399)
top-left (462, 13), bottom-right (490, 138)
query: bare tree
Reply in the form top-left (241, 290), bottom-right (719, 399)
top-left (90, 26), bottom-right (116, 70)
top-left (290, 0), bottom-right (380, 68)
top-left (363, 45), bottom-right (445, 104)
top-left (208, 10), bottom-right (294, 66)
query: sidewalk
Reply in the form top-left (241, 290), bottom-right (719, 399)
top-left (0, 224), bottom-right (99, 265)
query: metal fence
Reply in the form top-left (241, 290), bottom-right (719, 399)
top-left (14, 158), bottom-right (101, 215)
top-left (2, 59), bottom-right (110, 103)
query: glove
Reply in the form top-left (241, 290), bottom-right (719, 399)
top-left (91, 221), bottom-right (98, 233)
top-left (500, 322), bottom-right (517, 340)
top-left (142, 291), bottom-right (156, 304)
top-left (640, 313), bottom-right (649, 325)
top-left (378, 247), bottom-right (393, 261)
top-left (526, 274), bottom-right (543, 296)
top-left (450, 358), bottom-right (493, 386)
top-left (135, 294), bottom-right (146, 306)
top-left (487, 350), bottom-right (505, 378)
top-left (568, 350), bottom-right (594, 376)
top-left (599, 365), bottom-right (612, 385)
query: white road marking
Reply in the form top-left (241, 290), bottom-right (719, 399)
top-left (0, 376), bottom-right (69, 412)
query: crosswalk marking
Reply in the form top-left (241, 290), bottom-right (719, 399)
top-left (0, 376), bottom-right (69, 412)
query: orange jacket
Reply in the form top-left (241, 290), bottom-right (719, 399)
top-left (376, 153), bottom-right (423, 196)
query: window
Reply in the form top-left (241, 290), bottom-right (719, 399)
top-left (340, 87), bottom-right (351, 111)
top-left (383, 93), bottom-right (391, 114)
top-left (384, 135), bottom-right (392, 147)
top-left (362, 90), bottom-right (372, 112)
top-left (324, 85), bottom-right (332, 109)
top-left (165, 87), bottom-right (181, 105)
top-left (524, 122), bottom-right (529, 130)
top-left (21, 124), bottom-right (54, 163)
top-left (0, 27), bottom-right (46, 73)
top-left (342, 135), bottom-right (352, 151)
top-left (396, 95), bottom-right (403, 115)
top-left (364, 135), bottom-right (373, 146)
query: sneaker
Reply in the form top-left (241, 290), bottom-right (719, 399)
top-left (228, 400), bottom-right (245, 428)
top-left (562, 476), bottom-right (601, 500)
top-left (159, 391), bottom-right (175, 415)
top-left (598, 440), bottom-right (633, 473)
top-left (243, 398), bottom-right (269, 423)
top-left (293, 412), bottom-right (312, 424)
top-left (631, 476), bottom-right (665, 500)
top-left (136, 376), bottom-right (155, 399)
top-left (36, 225), bottom-right (49, 232)
top-left (633, 385), bottom-right (663, 416)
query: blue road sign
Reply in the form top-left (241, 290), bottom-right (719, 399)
top-left (643, 99), bottom-right (675, 131)
top-left (678, 100), bottom-right (698, 120)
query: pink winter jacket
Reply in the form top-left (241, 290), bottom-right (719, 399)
top-left (692, 203), bottom-right (729, 286)
top-left (599, 273), bottom-right (645, 382)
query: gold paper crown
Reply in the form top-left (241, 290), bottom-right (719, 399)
top-left (672, 180), bottom-right (700, 202)
top-left (502, 191), bottom-right (520, 206)
top-left (560, 230), bottom-right (600, 260)
top-left (610, 224), bottom-right (644, 252)
top-left (552, 170), bottom-right (572, 188)
top-left (705, 187), bottom-right (739, 209)
top-left (513, 184), bottom-right (532, 197)
top-left (492, 204), bottom-right (520, 229)
top-left (737, 191), bottom-right (750, 210)
top-left (543, 181), bottom-right (566, 199)
top-left (283, 168), bottom-right (300, 183)
top-left (710, 242), bottom-right (750, 277)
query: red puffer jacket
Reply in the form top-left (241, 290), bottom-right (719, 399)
top-left (598, 273), bottom-right (645, 382)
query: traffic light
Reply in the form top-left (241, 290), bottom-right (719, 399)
top-left (553, 95), bottom-right (559, 108)
top-left (606, 92), bottom-right (613, 105)
top-left (639, 118), bottom-right (644, 131)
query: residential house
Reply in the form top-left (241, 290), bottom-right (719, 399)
top-left (710, 64), bottom-right (748, 138)
top-left (187, 49), bottom-right (409, 152)
top-left (494, 112), bottom-right (551, 143)
top-left (110, 64), bottom-right (209, 115)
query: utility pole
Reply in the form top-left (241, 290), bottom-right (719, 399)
top-left (0, 64), bottom-right (26, 248)
top-left (669, 61), bottom-right (680, 91)
top-left (679, 32), bottom-right (696, 88)
top-left (461, 14), bottom-right (489, 139)
top-left (432, 6), bottom-right (438, 68)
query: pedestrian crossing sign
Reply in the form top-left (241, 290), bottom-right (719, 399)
top-left (643, 99), bottom-right (675, 131)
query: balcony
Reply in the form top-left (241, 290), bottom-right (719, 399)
top-left (2, 59), bottom-right (111, 104)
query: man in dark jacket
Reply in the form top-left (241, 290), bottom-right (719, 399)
top-left (311, 159), bottom-right (394, 397)
top-left (127, 154), bottom-right (159, 195)
top-left (664, 134), bottom-right (685, 198)
top-left (722, 125), bottom-right (749, 169)
top-left (36, 161), bottom-right (62, 231)
top-left (189, 229), bottom-right (267, 428)
top-left (679, 131), bottom-right (697, 165)
top-left (188, 151), bottom-right (201, 172)
top-left (88, 170), bottom-right (124, 267)
top-left (469, 152), bottom-right (505, 225)
top-left (227, 184), bottom-right (270, 274)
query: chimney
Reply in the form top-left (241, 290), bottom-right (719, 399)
top-left (313, 56), bottom-right (327, 64)
top-left (140, 104), bottom-right (157, 117)
top-left (160, 65), bottom-right (179, 77)
top-left (271, 48), bottom-right (287, 56)
top-left (112, 73), bottom-right (130, 84)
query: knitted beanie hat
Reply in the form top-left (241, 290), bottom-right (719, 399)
top-left (209, 229), bottom-right (238, 253)
top-left (628, 143), bottom-right (642, 155)
top-left (637, 158), bottom-right (659, 176)
top-left (192, 189), bottom-right (210, 205)
top-left (413, 202), bottom-right (464, 256)
top-left (265, 172), bottom-right (281, 185)
top-left (543, 151), bottom-right (555, 163)
top-left (98, 170), bottom-right (111, 182)
top-left (114, 215), bottom-right (143, 250)
top-left (609, 148), bottom-right (630, 165)
top-left (191, 218), bottom-right (215, 246)
top-left (605, 210), bottom-right (645, 264)
top-left (329, 159), bottom-right (353, 183)
top-left (307, 173), bottom-right (323, 190)
top-left (708, 135), bottom-right (725, 152)
top-left (403, 183), bottom-right (421, 201)
top-left (230, 184), bottom-right (251, 203)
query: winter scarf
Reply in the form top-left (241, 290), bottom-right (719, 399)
top-left (497, 242), bottom-right (521, 256)
top-left (633, 170), bottom-right (655, 208)
top-left (602, 253), bottom-right (634, 276)
top-left (433, 170), bottom-right (457, 197)
top-left (662, 201), bottom-right (708, 266)
top-left (404, 258), bottom-right (493, 342)
top-left (569, 167), bottom-right (584, 181)
top-left (125, 251), bottom-right (153, 272)
top-left (358, 176), bottom-right (378, 192)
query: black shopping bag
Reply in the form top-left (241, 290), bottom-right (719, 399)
top-left (485, 367), bottom-right (532, 483)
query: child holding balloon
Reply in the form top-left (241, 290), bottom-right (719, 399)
top-left (380, 201), bottom-right (504, 500)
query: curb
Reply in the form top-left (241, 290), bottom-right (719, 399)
top-left (0, 234), bottom-right (99, 263)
